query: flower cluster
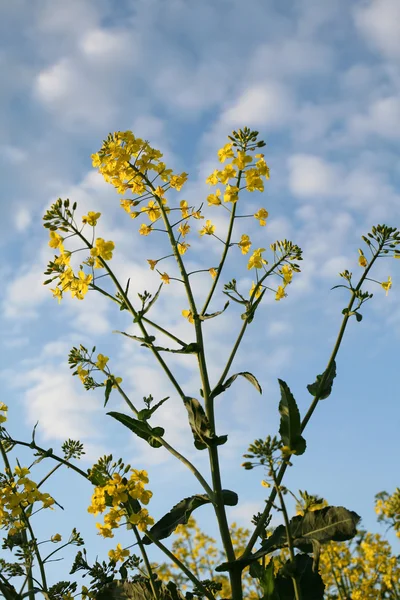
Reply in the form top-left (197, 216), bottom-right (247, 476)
top-left (0, 466), bottom-right (55, 535)
top-left (43, 199), bottom-right (116, 303)
top-left (88, 469), bottom-right (154, 542)
top-left (375, 488), bottom-right (400, 538)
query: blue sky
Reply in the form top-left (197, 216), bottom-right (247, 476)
top-left (1, 0), bottom-right (400, 588)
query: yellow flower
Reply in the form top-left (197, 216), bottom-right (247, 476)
top-left (108, 543), bottom-right (130, 563)
top-left (180, 200), bottom-right (189, 218)
top-left (206, 170), bottom-right (220, 185)
top-left (247, 248), bottom-right (267, 270)
top-left (70, 271), bottom-right (93, 299)
top-left (245, 168), bottom-right (264, 192)
top-left (238, 234), bottom-right (251, 255)
top-left (233, 151), bottom-right (252, 170)
top-left (82, 212), bottom-right (101, 226)
top-left (249, 282), bottom-right (262, 299)
top-left (169, 173), bottom-right (188, 191)
top-left (209, 268), bottom-right (217, 278)
top-left (77, 365), bottom-right (89, 383)
top-left (191, 209), bottom-right (203, 220)
top-left (178, 222), bottom-right (191, 237)
top-left (254, 208), bottom-right (269, 226)
top-left (207, 189), bottom-right (222, 206)
top-left (50, 286), bottom-right (63, 303)
top-left (130, 211), bottom-right (140, 219)
top-left (281, 265), bottom-right (293, 284)
top-left (96, 354), bottom-right (109, 370)
top-left (199, 220), bottom-right (215, 236)
top-left (359, 255), bottom-right (368, 267)
top-left (261, 480), bottom-right (271, 488)
top-left (255, 156), bottom-right (270, 178)
top-left (48, 231), bottom-right (63, 249)
top-left (147, 259), bottom-right (158, 270)
top-left (182, 309), bottom-right (194, 324)
top-left (96, 523), bottom-right (114, 538)
top-left (139, 224), bottom-right (152, 236)
top-left (177, 242), bottom-right (190, 255)
top-left (218, 164), bottom-right (237, 184)
top-left (275, 286), bottom-right (286, 301)
top-left (160, 272), bottom-right (170, 284)
top-left (223, 184), bottom-right (239, 204)
top-left (381, 276), bottom-right (392, 296)
top-left (51, 533), bottom-right (62, 543)
top-left (107, 376), bottom-right (123, 389)
top-left (90, 238), bottom-right (115, 262)
top-left (54, 250), bottom-right (71, 267)
top-left (0, 403), bottom-right (8, 424)
top-left (217, 143), bottom-right (234, 163)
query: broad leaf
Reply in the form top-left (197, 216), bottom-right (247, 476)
top-left (275, 554), bottom-right (325, 600)
top-left (250, 560), bottom-right (278, 600)
top-left (142, 490), bottom-right (238, 545)
top-left (214, 371), bottom-right (262, 398)
top-left (307, 360), bottom-right (336, 400)
top-left (216, 505), bottom-right (360, 571)
top-left (137, 397), bottom-right (169, 421)
top-left (278, 379), bottom-right (306, 456)
top-left (107, 412), bottom-right (164, 448)
top-left (184, 397), bottom-right (227, 450)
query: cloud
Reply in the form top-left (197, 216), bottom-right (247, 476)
top-left (354, 0), bottom-right (400, 59)
top-left (348, 96), bottom-right (400, 140)
top-left (221, 83), bottom-right (294, 129)
top-left (288, 154), bottom-right (340, 198)
top-left (2, 263), bottom-right (49, 319)
top-left (14, 207), bottom-right (32, 232)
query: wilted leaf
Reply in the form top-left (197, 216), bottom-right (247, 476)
top-left (142, 490), bottom-right (238, 545)
top-left (307, 360), bottom-right (336, 400)
top-left (278, 379), bottom-right (306, 456)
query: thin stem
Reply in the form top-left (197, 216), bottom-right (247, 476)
top-left (36, 463), bottom-right (62, 489)
top-left (6, 438), bottom-right (88, 479)
top-left (143, 530), bottom-right (215, 600)
top-left (271, 465), bottom-right (302, 600)
top-left (242, 241), bottom-right (384, 559)
top-left (114, 383), bottom-right (214, 498)
top-left (133, 526), bottom-right (160, 600)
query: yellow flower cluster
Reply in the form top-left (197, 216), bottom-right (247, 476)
top-left (317, 533), bottom-right (400, 597)
top-left (87, 470), bottom-right (154, 538)
top-left (0, 466), bottom-right (55, 535)
top-left (0, 402), bottom-right (7, 424)
top-left (375, 488), bottom-right (400, 538)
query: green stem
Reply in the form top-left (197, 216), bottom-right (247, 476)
top-left (133, 526), bottom-right (160, 600)
top-left (114, 382), bottom-right (214, 498)
top-left (272, 465), bottom-right (302, 600)
top-left (6, 438), bottom-right (88, 479)
top-left (143, 530), bottom-right (215, 600)
top-left (241, 242), bottom-right (384, 559)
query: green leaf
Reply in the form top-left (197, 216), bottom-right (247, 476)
top-left (275, 554), bottom-right (325, 600)
top-left (278, 379), bottom-right (306, 456)
top-left (104, 378), bottom-right (113, 408)
top-left (250, 560), bottom-right (279, 600)
top-left (307, 360), bottom-right (337, 400)
top-left (200, 301), bottom-right (229, 320)
top-left (212, 371), bottom-right (262, 399)
top-left (107, 412), bottom-right (164, 448)
top-left (143, 283), bottom-right (163, 315)
top-left (184, 397), bottom-right (227, 450)
top-left (142, 490), bottom-right (238, 545)
top-left (137, 397), bottom-right (169, 421)
top-left (216, 505), bottom-right (360, 572)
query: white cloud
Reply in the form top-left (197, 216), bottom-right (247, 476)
top-left (288, 154), bottom-right (339, 198)
top-left (354, 0), bottom-right (400, 59)
top-left (2, 263), bottom-right (49, 319)
top-left (221, 83), bottom-right (294, 129)
top-left (14, 207), bottom-right (32, 232)
top-left (349, 96), bottom-right (400, 140)
top-left (0, 145), bottom-right (26, 163)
